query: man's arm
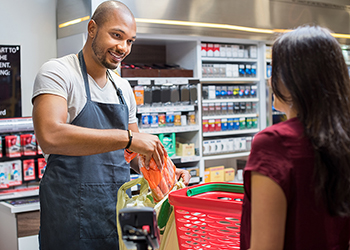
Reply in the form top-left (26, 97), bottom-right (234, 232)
top-left (32, 93), bottom-right (166, 168)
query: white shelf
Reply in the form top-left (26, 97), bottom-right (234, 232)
top-left (202, 98), bottom-right (259, 103)
top-left (0, 188), bottom-right (39, 201)
top-left (139, 125), bottom-right (200, 134)
top-left (203, 128), bottom-right (259, 137)
top-left (126, 78), bottom-right (199, 85)
top-left (203, 113), bottom-right (258, 120)
top-left (0, 201), bottom-right (40, 214)
top-left (202, 57), bottom-right (258, 62)
top-left (203, 151), bottom-right (250, 160)
top-left (200, 78), bottom-right (259, 83)
top-left (137, 105), bottom-right (195, 114)
top-left (202, 57), bottom-right (258, 63)
top-left (171, 155), bottom-right (201, 163)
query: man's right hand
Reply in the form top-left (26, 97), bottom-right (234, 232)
top-left (128, 132), bottom-right (167, 170)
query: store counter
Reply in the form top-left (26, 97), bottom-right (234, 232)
top-left (0, 197), bottom-right (40, 250)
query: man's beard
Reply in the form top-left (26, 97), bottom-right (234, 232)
top-left (92, 32), bottom-right (120, 70)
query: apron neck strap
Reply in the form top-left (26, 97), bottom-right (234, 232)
top-left (78, 50), bottom-right (126, 105)
top-left (78, 50), bottom-right (91, 101)
top-left (106, 70), bottom-right (126, 105)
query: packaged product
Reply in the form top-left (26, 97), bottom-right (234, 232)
top-left (124, 150), bottom-right (176, 202)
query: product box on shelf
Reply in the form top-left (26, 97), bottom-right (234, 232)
top-left (158, 133), bottom-right (176, 157)
top-left (176, 141), bottom-right (195, 157)
top-left (207, 166), bottom-right (225, 182)
top-left (0, 163), bottom-right (9, 188)
top-left (201, 43), bottom-right (207, 57)
top-left (203, 140), bottom-right (210, 155)
top-left (204, 170), bottom-right (210, 183)
top-left (5, 135), bottom-right (21, 158)
top-left (23, 159), bottom-right (35, 181)
top-left (20, 133), bottom-right (37, 156)
top-left (2, 160), bottom-right (23, 187)
top-left (133, 86), bottom-right (144, 106)
top-left (186, 166), bottom-right (200, 178)
top-left (207, 43), bottom-right (214, 57)
top-left (225, 168), bottom-right (235, 182)
top-left (38, 158), bottom-right (47, 179)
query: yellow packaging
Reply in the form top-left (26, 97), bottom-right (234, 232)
top-left (208, 166), bottom-right (225, 182)
top-left (225, 168), bottom-right (235, 182)
top-left (204, 170), bottom-right (211, 183)
top-left (176, 142), bottom-right (195, 157)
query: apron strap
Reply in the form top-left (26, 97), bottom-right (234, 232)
top-left (78, 50), bottom-right (92, 101)
top-left (106, 70), bottom-right (126, 105)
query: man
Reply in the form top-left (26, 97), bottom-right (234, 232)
top-left (32, 1), bottom-right (190, 249)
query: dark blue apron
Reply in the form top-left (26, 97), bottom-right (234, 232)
top-left (39, 51), bottom-right (130, 250)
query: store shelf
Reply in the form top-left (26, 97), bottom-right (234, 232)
top-left (203, 151), bottom-right (250, 160)
top-left (200, 78), bottom-right (259, 83)
top-left (203, 113), bottom-right (258, 120)
top-left (0, 200), bottom-right (40, 213)
top-left (126, 78), bottom-right (200, 85)
top-left (202, 57), bottom-right (258, 63)
top-left (171, 155), bottom-right (201, 164)
top-left (203, 128), bottom-right (259, 137)
top-left (139, 125), bottom-right (200, 134)
top-left (137, 105), bottom-right (195, 114)
top-left (0, 117), bottom-right (33, 133)
top-left (202, 98), bottom-right (259, 103)
top-left (0, 187), bottom-right (39, 201)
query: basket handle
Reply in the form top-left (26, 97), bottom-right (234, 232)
top-left (186, 183), bottom-right (244, 197)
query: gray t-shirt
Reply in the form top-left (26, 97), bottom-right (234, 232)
top-left (32, 54), bottom-right (137, 159)
top-left (32, 54), bottom-right (137, 124)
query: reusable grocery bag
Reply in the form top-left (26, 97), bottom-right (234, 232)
top-left (116, 177), bottom-right (154, 250)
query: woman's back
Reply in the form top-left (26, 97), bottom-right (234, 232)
top-left (240, 117), bottom-right (350, 249)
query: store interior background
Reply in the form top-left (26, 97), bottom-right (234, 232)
top-left (1, 0), bottom-right (350, 249)
top-left (1, 0), bottom-right (350, 117)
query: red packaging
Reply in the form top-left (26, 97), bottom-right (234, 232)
top-left (23, 159), bottom-right (35, 181)
top-left (38, 158), bottom-right (46, 179)
top-left (20, 134), bottom-right (37, 156)
top-left (202, 119), bottom-right (209, 133)
top-left (5, 135), bottom-right (21, 158)
top-left (209, 119), bottom-right (215, 132)
top-left (215, 119), bottom-right (222, 131)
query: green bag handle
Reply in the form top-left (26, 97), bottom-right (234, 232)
top-left (116, 177), bottom-right (150, 250)
top-left (158, 198), bottom-right (173, 231)
top-left (186, 183), bottom-right (244, 197)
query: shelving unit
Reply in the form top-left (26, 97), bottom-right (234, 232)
top-left (120, 35), bottom-right (267, 184)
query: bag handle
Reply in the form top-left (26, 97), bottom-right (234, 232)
top-left (186, 183), bottom-right (244, 197)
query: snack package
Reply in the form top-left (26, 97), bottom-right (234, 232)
top-left (124, 150), bottom-right (176, 202)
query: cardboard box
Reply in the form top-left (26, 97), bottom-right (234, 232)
top-left (176, 141), bottom-right (195, 157)
top-left (207, 166), bottom-right (225, 182)
top-left (204, 170), bottom-right (211, 183)
top-left (186, 166), bottom-right (199, 177)
top-left (225, 168), bottom-right (235, 182)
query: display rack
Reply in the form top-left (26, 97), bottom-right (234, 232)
top-left (0, 117), bottom-right (43, 201)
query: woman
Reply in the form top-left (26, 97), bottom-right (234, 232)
top-left (240, 26), bottom-right (350, 250)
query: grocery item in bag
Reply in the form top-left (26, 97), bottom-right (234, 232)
top-left (124, 150), bottom-right (176, 202)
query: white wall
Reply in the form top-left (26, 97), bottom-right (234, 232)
top-left (0, 0), bottom-right (57, 117)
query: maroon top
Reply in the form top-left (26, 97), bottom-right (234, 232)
top-left (240, 117), bottom-right (350, 250)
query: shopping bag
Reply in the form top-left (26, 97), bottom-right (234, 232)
top-left (116, 177), bottom-right (154, 250)
top-left (158, 210), bottom-right (179, 250)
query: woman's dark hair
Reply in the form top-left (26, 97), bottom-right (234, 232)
top-left (271, 25), bottom-right (350, 216)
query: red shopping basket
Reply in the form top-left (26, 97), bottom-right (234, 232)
top-left (168, 182), bottom-right (244, 250)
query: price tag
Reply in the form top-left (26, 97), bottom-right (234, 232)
top-left (138, 79), bottom-right (151, 85)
